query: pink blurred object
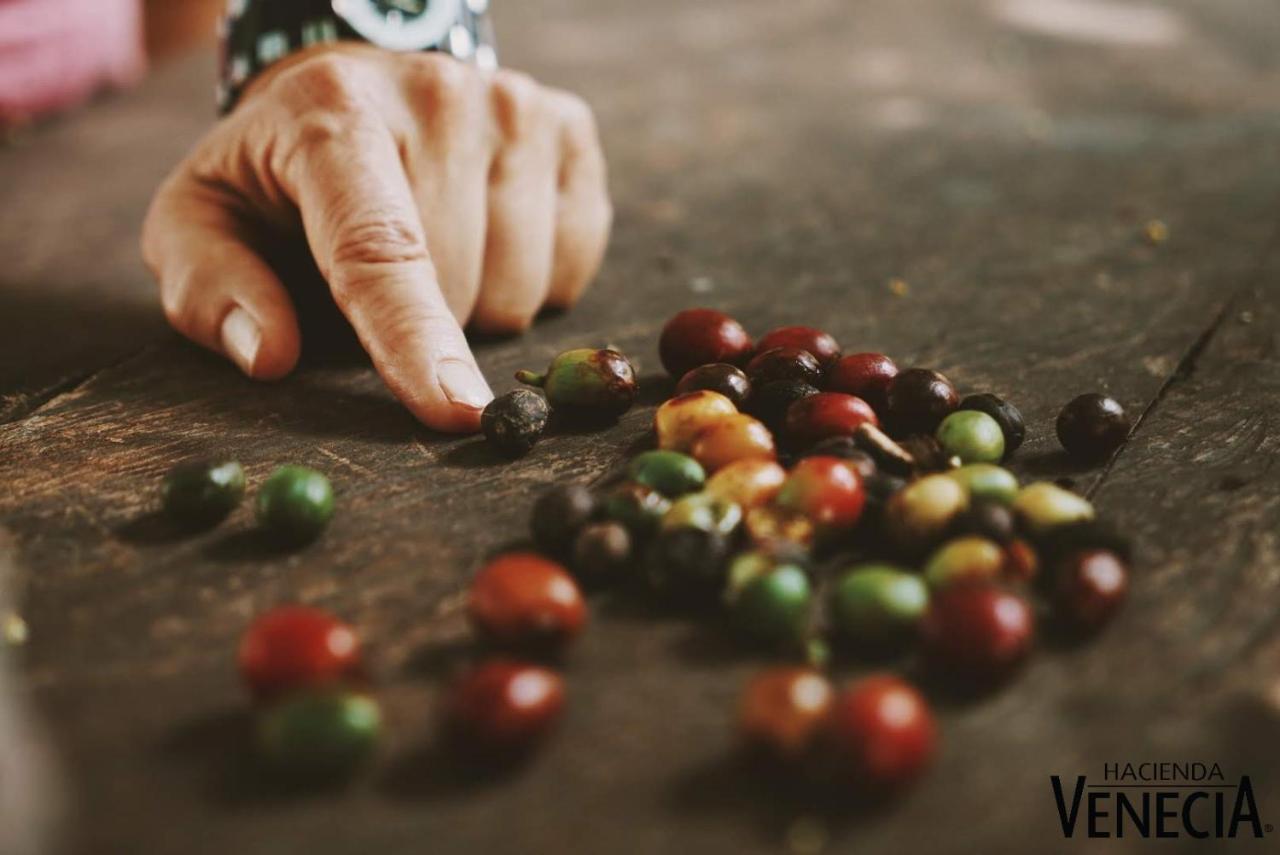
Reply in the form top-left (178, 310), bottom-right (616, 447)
top-left (0, 0), bottom-right (146, 127)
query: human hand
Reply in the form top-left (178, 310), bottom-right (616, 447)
top-left (142, 44), bottom-right (611, 432)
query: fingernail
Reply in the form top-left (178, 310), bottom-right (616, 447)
top-left (220, 306), bottom-right (261, 376)
top-left (438, 359), bottom-right (493, 410)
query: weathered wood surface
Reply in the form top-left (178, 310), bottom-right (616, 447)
top-left (1, 1), bottom-right (1280, 853)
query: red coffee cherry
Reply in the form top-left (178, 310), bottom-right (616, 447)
top-left (659, 308), bottom-right (753, 377)
top-left (1054, 549), bottom-right (1128, 631)
top-left (775, 456), bottom-right (867, 530)
top-left (830, 674), bottom-right (936, 789)
top-left (446, 659), bottom-right (565, 750)
top-left (920, 582), bottom-right (1034, 685)
top-left (738, 667), bottom-right (835, 760)
top-left (784, 392), bottom-right (879, 447)
top-left (238, 605), bottom-right (362, 701)
top-left (755, 326), bottom-right (841, 366)
top-left (828, 353), bottom-right (899, 412)
top-left (468, 553), bottom-right (587, 648)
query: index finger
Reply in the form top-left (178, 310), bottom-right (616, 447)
top-left (276, 110), bottom-right (493, 433)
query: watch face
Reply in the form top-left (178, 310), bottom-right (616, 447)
top-left (332, 0), bottom-right (462, 51)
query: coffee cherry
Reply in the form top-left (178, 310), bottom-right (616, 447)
top-left (730, 565), bottom-right (812, 645)
top-left (627, 450), bottom-right (706, 497)
top-left (256, 465), bottom-right (335, 544)
top-left (798, 437), bottom-right (878, 477)
top-left (958, 393), bottom-right (1026, 455)
top-left (662, 493), bottom-right (743, 536)
top-left (481, 389), bottom-right (550, 458)
top-left (659, 308), bottom-right (753, 377)
top-left (755, 326), bottom-right (842, 366)
top-left (922, 536), bottom-right (1006, 590)
top-left (468, 553), bottom-right (586, 648)
top-left (646, 526), bottom-right (731, 601)
top-left (885, 368), bottom-right (959, 436)
top-left (530, 483), bottom-right (598, 554)
top-left (654, 390), bottom-right (738, 452)
top-left (704, 459), bottom-right (787, 509)
top-left (920, 583), bottom-right (1034, 685)
top-left (570, 521), bottom-right (633, 584)
top-left (446, 660), bottom-right (565, 750)
top-left (738, 668), bottom-right (834, 760)
top-left (690, 414), bottom-right (777, 472)
top-left (829, 564), bottom-right (928, 650)
top-left (946, 463), bottom-right (1019, 506)
top-left (256, 691), bottom-right (380, 779)
top-left (885, 473), bottom-right (969, 552)
top-left (745, 347), bottom-right (824, 388)
top-left (161, 459), bottom-right (245, 527)
top-left (828, 353), bottom-right (899, 412)
top-left (1056, 393), bottom-right (1131, 459)
top-left (1054, 549), bottom-right (1128, 631)
top-left (602, 482), bottom-right (672, 540)
top-left (744, 505), bottom-right (817, 551)
top-left (516, 348), bottom-right (638, 418)
top-left (785, 392), bottom-right (878, 448)
top-left (746, 379), bottom-right (820, 432)
top-left (948, 499), bottom-right (1017, 544)
top-left (935, 410), bottom-right (1005, 465)
top-left (776, 456), bottom-right (866, 531)
top-left (1013, 482), bottom-right (1095, 534)
top-left (238, 606), bottom-right (362, 701)
top-left (830, 675), bottom-right (936, 789)
top-left (675, 363), bottom-right (752, 407)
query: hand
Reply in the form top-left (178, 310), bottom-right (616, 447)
top-left (142, 44), bottom-right (611, 432)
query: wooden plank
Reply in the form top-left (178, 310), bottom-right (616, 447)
top-left (1, 1), bottom-right (1279, 853)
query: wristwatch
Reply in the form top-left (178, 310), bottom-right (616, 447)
top-left (218, 0), bottom-right (497, 114)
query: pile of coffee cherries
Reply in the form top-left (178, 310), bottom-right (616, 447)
top-left (503, 308), bottom-right (1133, 791)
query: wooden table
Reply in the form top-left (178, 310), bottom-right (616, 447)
top-left (2, 1), bottom-right (1279, 852)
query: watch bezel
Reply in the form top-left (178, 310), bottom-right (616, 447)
top-left (331, 0), bottom-right (463, 51)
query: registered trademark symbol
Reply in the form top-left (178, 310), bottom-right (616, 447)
top-left (1265, 823), bottom-right (1274, 834)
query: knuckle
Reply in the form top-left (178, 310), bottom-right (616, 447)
top-left (328, 216), bottom-right (431, 300)
top-left (280, 53), bottom-right (367, 112)
top-left (408, 54), bottom-right (481, 111)
top-left (490, 70), bottom-right (546, 138)
top-left (557, 92), bottom-right (599, 140)
top-left (473, 305), bottom-right (535, 335)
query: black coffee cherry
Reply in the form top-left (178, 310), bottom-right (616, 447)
top-left (747, 380), bottom-right (820, 432)
top-left (1056, 393), bottom-right (1131, 459)
top-left (482, 390), bottom-right (550, 458)
top-left (885, 368), bottom-right (959, 436)
top-left (675, 363), bottom-right (752, 407)
top-left (530, 483), bottom-right (597, 555)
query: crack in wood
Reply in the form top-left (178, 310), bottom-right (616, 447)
top-left (1088, 212), bottom-right (1280, 500)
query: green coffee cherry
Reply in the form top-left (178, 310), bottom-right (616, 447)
top-left (627, 450), bottom-right (706, 497)
top-left (731, 565), bottom-right (812, 645)
top-left (947, 463), bottom-right (1019, 506)
top-left (161, 459), bottom-right (245, 527)
top-left (936, 410), bottom-right (1006, 464)
top-left (256, 691), bottom-right (380, 779)
top-left (923, 536), bottom-right (1006, 589)
top-left (602, 482), bottom-right (671, 539)
top-left (829, 564), bottom-right (929, 649)
top-left (1013, 481), bottom-right (1095, 534)
top-left (516, 348), bottom-right (638, 418)
top-left (256, 465), bottom-right (335, 544)
top-left (662, 492), bottom-right (743, 536)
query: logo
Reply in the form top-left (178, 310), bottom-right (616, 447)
top-left (1050, 762), bottom-right (1272, 839)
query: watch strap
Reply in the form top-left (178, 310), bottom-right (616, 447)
top-left (218, 0), bottom-right (496, 114)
